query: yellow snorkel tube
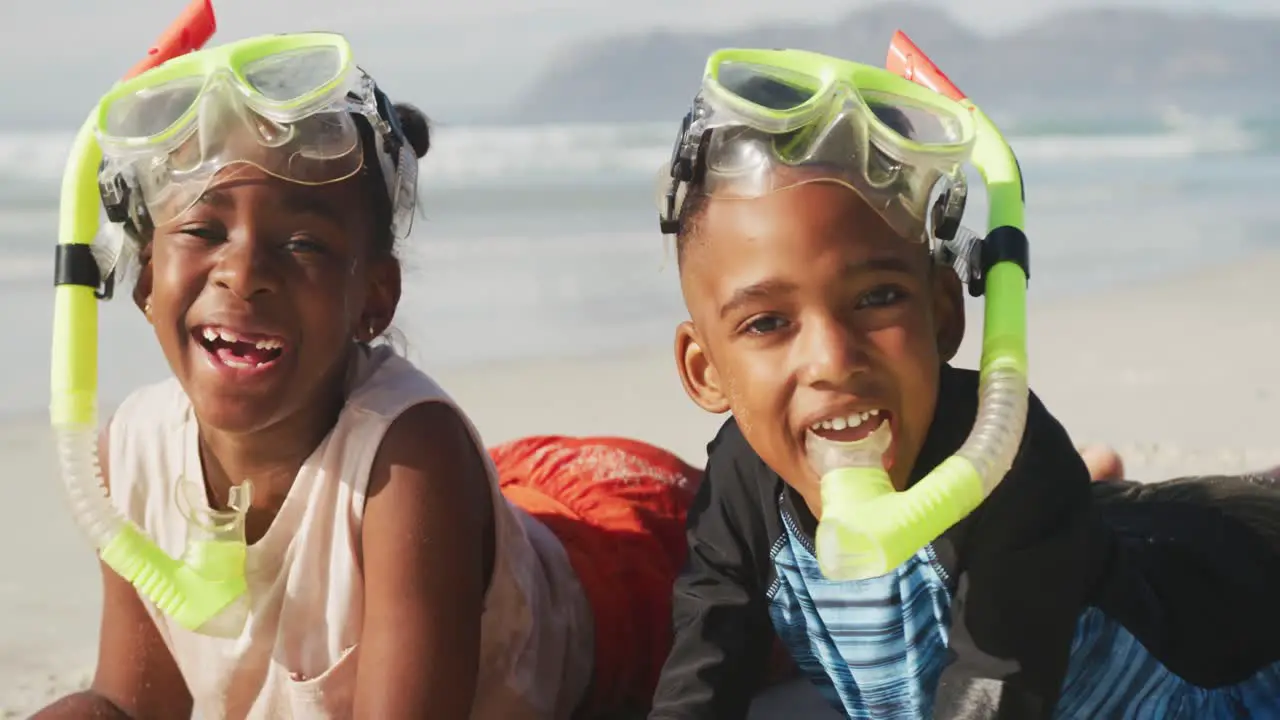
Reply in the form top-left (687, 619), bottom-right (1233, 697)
top-left (811, 32), bottom-right (1030, 580)
top-left (51, 0), bottom-right (252, 637)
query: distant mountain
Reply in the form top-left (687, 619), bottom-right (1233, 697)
top-left (512, 4), bottom-right (1280, 125)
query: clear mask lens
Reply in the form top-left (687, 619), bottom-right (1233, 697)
top-left (96, 40), bottom-right (414, 240)
top-left (679, 60), bottom-right (974, 241)
top-left (104, 77), bottom-right (205, 141)
top-left (718, 61), bottom-right (821, 112)
top-left (241, 45), bottom-right (345, 103)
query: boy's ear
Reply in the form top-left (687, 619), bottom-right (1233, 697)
top-left (932, 265), bottom-right (965, 362)
top-left (675, 321), bottom-right (731, 414)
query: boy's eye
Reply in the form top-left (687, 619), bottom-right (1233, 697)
top-left (743, 314), bottom-right (789, 336)
top-left (856, 286), bottom-right (907, 309)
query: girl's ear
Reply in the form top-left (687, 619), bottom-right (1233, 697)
top-left (132, 241), bottom-right (154, 320)
top-left (355, 257), bottom-right (401, 340)
top-left (133, 269), bottom-right (153, 318)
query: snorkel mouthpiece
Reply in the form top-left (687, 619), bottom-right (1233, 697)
top-left (52, 0), bottom-right (252, 636)
top-left (807, 422), bottom-right (901, 577)
top-left (812, 32), bottom-right (1030, 580)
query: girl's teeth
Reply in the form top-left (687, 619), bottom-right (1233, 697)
top-left (201, 327), bottom-right (283, 350)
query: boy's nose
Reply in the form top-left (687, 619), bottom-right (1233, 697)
top-left (796, 315), bottom-right (870, 388)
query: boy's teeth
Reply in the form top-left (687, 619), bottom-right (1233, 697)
top-left (809, 408), bottom-right (882, 432)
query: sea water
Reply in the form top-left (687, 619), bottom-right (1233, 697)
top-left (1, 116), bottom-right (1277, 417)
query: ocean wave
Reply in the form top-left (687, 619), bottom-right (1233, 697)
top-left (0, 253), bottom-right (54, 284)
top-left (0, 229), bottom-right (674, 285)
top-left (0, 115), bottom-right (1267, 190)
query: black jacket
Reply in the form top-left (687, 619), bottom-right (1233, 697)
top-left (649, 365), bottom-right (1280, 719)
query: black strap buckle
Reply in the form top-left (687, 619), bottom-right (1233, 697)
top-left (54, 244), bottom-right (115, 300)
top-left (968, 226), bottom-right (1029, 298)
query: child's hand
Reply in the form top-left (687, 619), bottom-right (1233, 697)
top-left (1078, 445), bottom-right (1126, 482)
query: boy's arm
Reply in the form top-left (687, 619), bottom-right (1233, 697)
top-left (933, 390), bottom-right (1097, 720)
top-left (649, 428), bottom-right (776, 720)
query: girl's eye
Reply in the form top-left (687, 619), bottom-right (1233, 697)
top-left (857, 286), bottom-right (907, 309)
top-left (177, 225), bottom-right (222, 242)
top-left (283, 237), bottom-right (326, 254)
top-left (743, 315), bottom-right (789, 336)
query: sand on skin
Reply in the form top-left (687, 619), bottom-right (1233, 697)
top-left (3, 254), bottom-right (1278, 718)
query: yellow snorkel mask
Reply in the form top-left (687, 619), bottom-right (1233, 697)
top-left (52, 2), bottom-right (419, 636)
top-left (657, 33), bottom-right (1030, 581)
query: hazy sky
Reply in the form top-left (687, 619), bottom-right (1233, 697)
top-left (5, 0), bottom-right (1277, 123)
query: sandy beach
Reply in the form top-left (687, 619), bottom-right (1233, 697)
top-left (2, 252), bottom-right (1278, 718)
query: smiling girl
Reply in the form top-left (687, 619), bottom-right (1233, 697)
top-left (33, 32), bottom-right (702, 720)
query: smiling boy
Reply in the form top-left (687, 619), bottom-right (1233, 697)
top-left (646, 49), bottom-right (1280, 720)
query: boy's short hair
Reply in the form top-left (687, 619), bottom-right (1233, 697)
top-left (672, 105), bottom-right (919, 271)
top-left (674, 190), bottom-right (710, 269)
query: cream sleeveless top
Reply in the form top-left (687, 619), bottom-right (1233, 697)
top-left (107, 345), bottom-right (594, 719)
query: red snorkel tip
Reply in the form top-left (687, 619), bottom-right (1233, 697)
top-left (886, 30), bottom-right (967, 103)
top-left (122, 0), bottom-right (217, 80)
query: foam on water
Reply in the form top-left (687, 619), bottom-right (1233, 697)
top-left (0, 115), bottom-right (1277, 415)
top-left (0, 114), bottom-right (1269, 194)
